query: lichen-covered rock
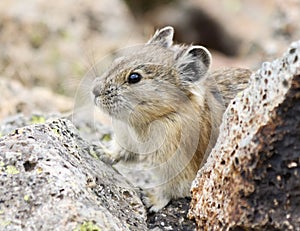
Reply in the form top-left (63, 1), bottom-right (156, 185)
top-left (0, 114), bottom-right (199, 230)
top-left (189, 41), bottom-right (300, 230)
top-left (0, 118), bottom-right (147, 231)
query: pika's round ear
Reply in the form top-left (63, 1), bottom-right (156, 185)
top-left (176, 45), bottom-right (212, 82)
top-left (147, 26), bottom-right (174, 48)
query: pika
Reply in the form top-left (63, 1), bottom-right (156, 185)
top-left (92, 26), bottom-right (251, 212)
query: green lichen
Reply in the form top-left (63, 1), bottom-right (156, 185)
top-left (36, 167), bottom-right (43, 174)
top-left (52, 128), bottom-right (60, 135)
top-left (74, 221), bottom-right (101, 231)
top-left (6, 165), bottom-right (19, 175)
top-left (24, 195), bottom-right (30, 202)
top-left (89, 150), bottom-right (99, 160)
top-left (0, 220), bottom-right (11, 227)
top-left (101, 134), bottom-right (111, 142)
top-left (30, 115), bottom-right (46, 124)
top-left (0, 161), bottom-right (4, 167)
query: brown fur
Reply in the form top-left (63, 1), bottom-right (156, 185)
top-left (92, 26), bottom-right (251, 211)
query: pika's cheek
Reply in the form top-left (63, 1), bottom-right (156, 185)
top-left (94, 89), bottom-right (128, 116)
top-left (92, 81), bottom-right (116, 104)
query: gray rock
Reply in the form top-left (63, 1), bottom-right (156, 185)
top-left (0, 118), bottom-right (147, 231)
top-left (189, 41), bottom-right (300, 230)
top-left (0, 113), bottom-right (198, 231)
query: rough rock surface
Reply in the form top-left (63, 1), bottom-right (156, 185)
top-left (147, 197), bottom-right (196, 231)
top-left (0, 114), bottom-right (197, 231)
top-left (0, 118), bottom-right (147, 231)
top-left (189, 41), bottom-right (300, 230)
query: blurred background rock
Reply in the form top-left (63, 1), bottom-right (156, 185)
top-left (0, 0), bottom-right (299, 120)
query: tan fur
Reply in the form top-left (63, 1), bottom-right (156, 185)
top-left (92, 26), bottom-right (251, 211)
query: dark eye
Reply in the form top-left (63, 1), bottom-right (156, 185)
top-left (127, 72), bottom-right (142, 84)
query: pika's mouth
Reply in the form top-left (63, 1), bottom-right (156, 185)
top-left (93, 95), bottom-right (109, 113)
top-left (91, 87), bottom-right (108, 113)
top-left (92, 93), bottom-right (123, 119)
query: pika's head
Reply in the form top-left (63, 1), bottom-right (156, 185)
top-left (92, 26), bottom-right (211, 123)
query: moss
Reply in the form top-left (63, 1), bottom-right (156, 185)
top-left (74, 221), bottom-right (101, 231)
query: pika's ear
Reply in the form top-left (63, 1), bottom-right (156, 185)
top-left (176, 46), bottom-right (212, 82)
top-left (147, 26), bottom-right (174, 48)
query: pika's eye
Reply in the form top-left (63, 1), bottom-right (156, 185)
top-left (127, 72), bottom-right (142, 84)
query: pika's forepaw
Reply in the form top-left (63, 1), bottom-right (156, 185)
top-left (142, 189), bottom-right (170, 212)
top-left (91, 145), bottom-right (120, 165)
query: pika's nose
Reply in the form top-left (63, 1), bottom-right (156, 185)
top-left (92, 85), bottom-right (101, 97)
top-left (92, 77), bottom-right (104, 96)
